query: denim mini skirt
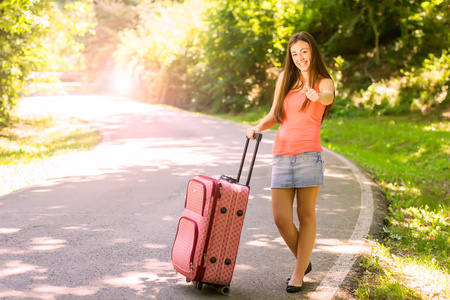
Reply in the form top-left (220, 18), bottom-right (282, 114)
top-left (271, 152), bottom-right (324, 188)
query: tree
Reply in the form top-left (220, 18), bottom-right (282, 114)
top-left (83, 0), bottom-right (140, 88)
top-left (361, 0), bottom-right (398, 66)
top-left (190, 0), bottom-right (302, 113)
top-left (0, 0), bottom-right (52, 126)
top-left (110, 0), bottom-right (449, 115)
top-left (0, 0), bottom-right (96, 128)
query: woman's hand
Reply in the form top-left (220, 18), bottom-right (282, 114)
top-left (246, 126), bottom-right (260, 140)
top-left (305, 82), bottom-right (320, 102)
top-left (306, 79), bottom-right (335, 105)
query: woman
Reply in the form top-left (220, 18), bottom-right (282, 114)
top-left (246, 31), bottom-right (334, 293)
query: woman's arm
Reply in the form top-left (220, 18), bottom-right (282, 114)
top-left (246, 71), bottom-right (284, 139)
top-left (305, 78), bottom-right (335, 106)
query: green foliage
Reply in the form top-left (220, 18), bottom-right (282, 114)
top-left (399, 50), bottom-right (450, 112)
top-left (47, 0), bottom-right (96, 72)
top-left (0, 0), bottom-right (52, 126)
top-left (84, 0), bottom-right (140, 86)
top-left (107, 0), bottom-right (450, 115)
top-left (0, 0), bottom-right (95, 128)
top-left (397, 0), bottom-right (449, 66)
top-left (189, 0), bottom-right (301, 113)
top-left (3, 0), bottom-right (449, 120)
top-left (112, 0), bottom-right (205, 104)
top-left (352, 50), bottom-right (450, 114)
top-left (112, 0), bottom-right (306, 112)
top-left (322, 0), bottom-right (450, 116)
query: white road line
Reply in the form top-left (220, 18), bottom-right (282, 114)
top-left (310, 148), bottom-right (374, 300)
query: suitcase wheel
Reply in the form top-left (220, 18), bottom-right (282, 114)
top-left (186, 278), bottom-right (191, 283)
top-left (219, 285), bottom-right (230, 295)
top-left (193, 281), bottom-right (203, 290)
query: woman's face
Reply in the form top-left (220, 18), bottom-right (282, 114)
top-left (290, 40), bottom-right (311, 73)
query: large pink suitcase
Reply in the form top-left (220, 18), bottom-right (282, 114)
top-left (171, 133), bottom-right (262, 295)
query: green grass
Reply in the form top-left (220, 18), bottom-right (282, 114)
top-left (325, 114), bottom-right (449, 299)
top-left (321, 116), bottom-right (450, 272)
top-left (212, 109), bottom-right (450, 299)
top-left (213, 105), bottom-right (272, 124)
top-left (322, 116), bottom-right (449, 208)
top-left (354, 244), bottom-right (425, 299)
top-left (0, 116), bottom-right (100, 165)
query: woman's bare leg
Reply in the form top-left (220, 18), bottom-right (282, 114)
top-left (288, 186), bottom-right (319, 287)
top-left (271, 188), bottom-right (298, 257)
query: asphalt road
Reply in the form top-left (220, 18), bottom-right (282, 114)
top-left (0, 95), bottom-right (384, 300)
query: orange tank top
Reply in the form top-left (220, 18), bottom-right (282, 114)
top-left (272, 82), bottom-right (326, 155)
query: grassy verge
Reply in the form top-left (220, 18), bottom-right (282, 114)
top-left (213, 110), bottom-right (450, 299)
top-left (321, 115), bottom-right (449, 299)
top-left (0, 116), bottom-right (100, 165)
top-left (0, 115), bottom-right (101, 196)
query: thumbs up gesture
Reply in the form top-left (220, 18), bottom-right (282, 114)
top-left (305, 82), bottom-right (320, 102)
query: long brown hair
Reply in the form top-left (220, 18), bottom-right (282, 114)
top-left (274, 32), bottom-right (334, 123)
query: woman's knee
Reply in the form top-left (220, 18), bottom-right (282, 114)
top-left (272, 189), bottom-right (295, 230)
top-left (296, 187), bottom-right (319, 226)
top-left (273, 211), bottom-right (293, 230)
top-left (297, 211), bottom-right (316, 227)
top-left (273, 209), bottom-right (298, 233)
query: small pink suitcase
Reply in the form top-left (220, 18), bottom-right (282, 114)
top-left (171, 133), bottom-right (262, 295)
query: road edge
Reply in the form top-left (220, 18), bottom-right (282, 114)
top-left (309, 148), bottom-right (388, 300)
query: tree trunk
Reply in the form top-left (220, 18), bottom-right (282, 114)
top-left (366, 2), bottom-right (380, 65)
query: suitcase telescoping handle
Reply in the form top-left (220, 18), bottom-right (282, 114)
top-left (236, 132), bottom-right (263, 187)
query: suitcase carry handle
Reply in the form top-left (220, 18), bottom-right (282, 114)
top-left (236, 132), bottom-right (263, 187)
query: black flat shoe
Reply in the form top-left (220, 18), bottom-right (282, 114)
top-left (286, 262), bottom-right (312, 284)
top-left (286, 285), bottom-right (302, 293)
top-left (305, 261), bottom-right (312, 275)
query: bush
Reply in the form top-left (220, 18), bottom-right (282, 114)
top-left (0, 0), bottom-right (95, 128)
top-left (400, 50), bottom-right (450, 112)
top-left (108, 0), bottom-right (449, 116)
top-left (112, 0), bottom-right (205, 106)
top-left (350, 50), bottom-right (450, 115)
top-left (0, 0), bottom-right (52, 127)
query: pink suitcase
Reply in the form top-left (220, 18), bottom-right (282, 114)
top-left (171, 133), bottom-right (262, 295)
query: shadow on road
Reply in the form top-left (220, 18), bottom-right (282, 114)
top-left (0, 95), bottom-right (374, 299)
